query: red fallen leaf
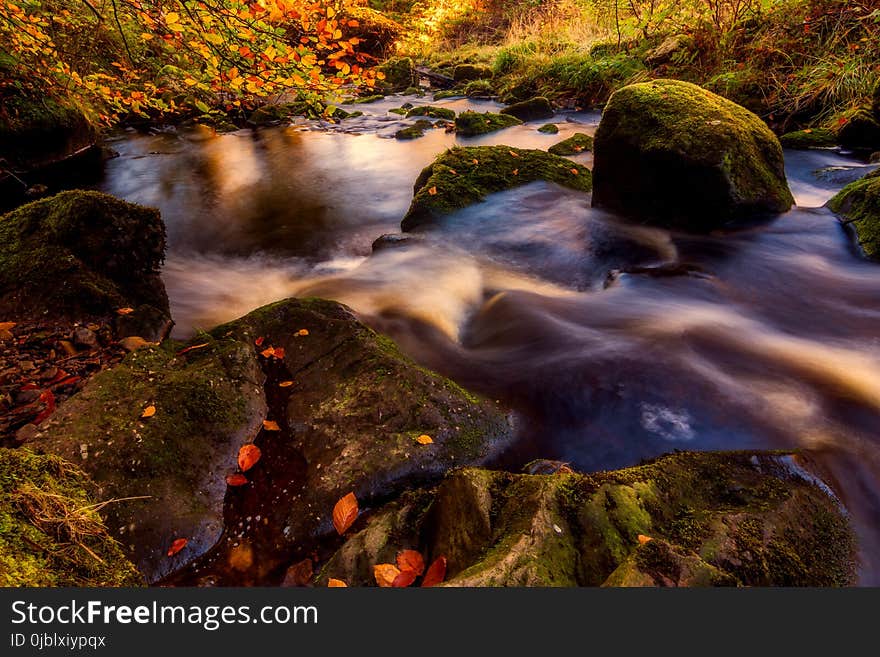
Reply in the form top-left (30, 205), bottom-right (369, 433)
top-left (421, 556), bottom-right (447, 587)
top-left (167, 538), bottom-right (188, 557)
top-left (33, 390), bottom-right (55, 425)
top-left (238, 444), bottom-right (262, 472)
top-left (272, 347), bottom-right (285, 359)
top-left (255, 336), bottom-right (265, 347)
top-left (392, 568), bottom-right (418, 588)
top-left (332, 492), bottom-right (358, 535)
top-left (226, 473), bottom-right (249, 487)
top-left (177, 342), bottom-right (209, 356)
top-left (51, 375), bottom-right (81, 389)
top-left (397, 549), bottom-right (425, 576)
top-left (46, 369), bottom-right (70, 385)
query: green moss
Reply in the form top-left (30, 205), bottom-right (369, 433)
top-left (0, 191), bottom-right (168, 318)
top-left (828, 169), bottom-right (880, 261)
top-left (0, 448), bottom-right (142, 586)
top-left (500, 97), bottom-right (554, 122)
top-left (379, 57), bottom-right (415, 90)
top-left (401, 145), bottom-right (592, 231)
top-left (433, 89), bottom-right (464, 101)
top-left (454, 111), bottom-right (521, 136)
top-left (352, 94), bottom-right (385, 104)
top-left (538, 124), bottom-right (559, 134)
top-left (0, 94), bottom-right (96, 167)
top-left (395, 125), bottom-right (426, 140)
top-left (453, 64), bottom-right (493, 83)
top-left (779, 128), bottom-right (839, 149)
top-left (248, 102), bottom-right (310, 126)
top-left (406, 106), bottom-right (456, 120)
top-left (462, 80), bottom-right (494, 99)
top-left (548, 132), bottom-right (594, 156)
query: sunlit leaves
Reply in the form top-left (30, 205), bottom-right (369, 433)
top-left (332, 492), bottom-right (359, 535)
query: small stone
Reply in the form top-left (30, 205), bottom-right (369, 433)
top-left (73, 327), bottom-right (98, 349)
top-left (119, 336), bottom-right (155, 352)
top-left (15, 423), bottom-right (39, 444)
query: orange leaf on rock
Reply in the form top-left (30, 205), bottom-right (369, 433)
top-left (328, 578), bottom-right (348, 587)
top-left (421, 556), bottom-right (447, 587)
top-left (238, 444), bottom-right (262, 472)
top-left (279, 381), bottom-right (295, 388)
top-left (638, 534), bottom-right (653, 545)
top-left (116, 307), bottom-right (134, 316)
top-left (263, 420), bottom-right (281, 431)
top-left (226, 473), bottom-right (248, 487)
top-left (415, 434), bottom-right (433, 445)
top-left (260, 346), bottom-right (276, 358)
top-left (374, 563), bottom-right (401, 587)
top-left (332, 492), bottom-right (358, 535)
top-left (397, 549), bottom-right (425, 576)
top-left (428, 186), bottom-right (438, 196)
top-left (255, 336), bottom-right (265, 347)
top-left (295, 329), bottom-right (309, 337)
top-left (272, 347), bottom-right (286, 359)
top-left (392, 569), bottom-right (418, 588)
top-left (509, 150), bottom-right (520, 158)
top-left (571, 168), bottom-right (580, 175)
top-left (167, 538), bottom-right (187, 557)
top-left (141, 405), bottom-right (156, 419)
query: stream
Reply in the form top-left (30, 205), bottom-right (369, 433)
top-left (96, 95), bottom-right (880, 584)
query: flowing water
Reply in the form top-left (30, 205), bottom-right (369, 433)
top-left (97, 95), bottom-right (880, 584)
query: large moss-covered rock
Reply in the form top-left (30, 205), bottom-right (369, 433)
top-left (401, 146), bottom-right (592, 231)
top-left (379, 57), bottom-right (416, 91)
top-left (35, 336), bottom-right (267, 582)
top-left (828, 168), bottom-right (880, 261)
top-left (592, 79), bottom-right (794, 230)
top-left (0, 191), bottom-right (170, 329)
top-left (321, 452), bottom-right (855, 587)
top-left (500, 97), bottom-right (554, 122)
top-left (837, 108), bottom-right (880, 151)
top-left (455, 111), bottom-right (520, 136)
top-left (0, 448), bottom-right (142, 586)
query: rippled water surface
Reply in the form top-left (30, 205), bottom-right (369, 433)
top-left (98, 95), bottom-right (880, 583)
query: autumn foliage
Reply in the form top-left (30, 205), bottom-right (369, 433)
top-left (0, 1), bottom-right (380, 124)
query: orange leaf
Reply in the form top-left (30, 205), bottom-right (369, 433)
top-left (428, 186), bottom-right (438, 196)
top-left (296, 329), bottom-right (309, 337)
top-left (512, 169), bottom-right (519, 176)
top-left (238, 444), bottom-right (262, 472)
top-left (509, 150), bottom-right (520, 158)
top-left (392, 569), bottom-right (418, 587)
top-left (272, 347), bottom-right (286, 359)
top-left (472, 159), bottom-right (479, 165)
top-left (226, 473), bottom-right (249, 487)
top-left (167, 538), bottom-right (187, 557)
top-left (261, 347), bottom-right (276, 358)
top-left (279, 381), bottom-right (295, 388)
top-left (638, 534), bottom-right (653, 545)
top-left (0, 322), bottom-right (16, 331)
top-left (415, 434), bottom-right (433, 445)
top-left (421, 556), bottom-right (447, 587)
top-left (374, 563), bottom-right (401, 587)
top-left (570, 168), bottom-right (579, 175)
top-left (177, 342), bottom-right (209, 356)
top-left (263, 420), bottom-right (281, 431)
top-left (328, 578), bottom-right (348, 587)
top-left (397, 550), bottom-right (425, 576)
top-left (116, 307), bottom-right (134, 316)
top-left (332, 492), bottom-right (359, 535)
top-left (141, 405), bottom-right (156, 419)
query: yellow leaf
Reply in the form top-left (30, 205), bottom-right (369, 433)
top-left (415, 434), bottom-right (434, 445)
top-left (205, 32), bottom-right (223, 45)
top-left (141, 405), bottom-right (156, 419)
top-left (296, 329), bottom-right (309, 337)
top-left (263, 420), bottom-right (281, 432)
top-left (140, 33), bottom-right (155, 41)
top-left (328, 578), bottom-right (347, 587)
top-left (165, 12), bottom-right (179, 23)
top-left (184, 78), bottom-right (198, 86)
top-left (374, 563), bottom-right (401, 587)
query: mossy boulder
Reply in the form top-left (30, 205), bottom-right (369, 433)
top-left (548, 133), bottom-right (594, 156)
top-left (321, 452), bottom-right (856, 587)
top-left (828, 168), bottom-right (880, 261)
top-left (401, 146), bottom-right (593, 231)
top-left (500, 97), bottom-right (554, 122)
top-left (434, 89), bottom-right (464, 101)
top-left (837, 108), bottom-right (880, 151)
top-left (379, 57), bottom-right (416, 91)
top-left (0, 191), bottom-right (170, 330)
top-left (35, 336), bottom-right (267, 582)
top-left (592, 79), bottom-right (794, 231)
top-left (779, 128), bottom-right (839, 150)
top-left (462, 80), bottom-right (494, 99)
top-left (538, 124), bottom-right (559, 135)
top-left (455, 111), bottom-right (521, 136)
top-left (0, 448), bottom-right (142, 586)
top-left (247, 102), bottom-right (311, 126)
top-left (395, 125), bottom-right (427, 140)
top-left (453, 64), bottom-right (493, 83)
top-left (406, 106), bottom-right (456, 121)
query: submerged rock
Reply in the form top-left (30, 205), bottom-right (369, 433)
top-left (548, 133), bottom-right (594, 156)
top-left (500, 97), bottom-right (554, 122)
top-left (0, 191), bottom-right (170, 329)
top-left (401, 146), bottom-right (593, 231)
top-left (828, 168), bottom-right (880, 261)
top-left (592, 79), bottom-right (794, 231)
top-left (321, 452), bottom-right (856, 587)
top-left (0, 447), bottom-right (142, 586)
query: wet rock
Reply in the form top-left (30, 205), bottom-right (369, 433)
top-left (0, 447), bottom-right (142, 586)
top-left (72, 327), bottom-right (97, 349)
top-left (453, 64), bottom-right (493, 83)
top-left (592, 79), bottom-right (794, 231)
top-left (0, 191), bottom-right (170, 324)
top-left (378, 57), bottom-right (415, 91)
top-left (838, 108), bottom-right (880, 151)
top-left (828, 168), bottom-right (880, 261)
top-left (371, 234), bottom-right (421, 253)
top-left (401, 145), bottom-right (592, 231)
top-left (118, 336), bottom-right (155, 352)
top-left (35, 337), bottom-right (267, 582)
top-left (644, 35), bottom-right (689, 66)
top-left (548, 133), bottom-right (594, 156)
top-left (321, 452), bottom-right (856, 587)
top-left (395, 125), bottom-right (427, 140)
top-left (406, 106), bottom-right (456, 121)
top-left (779, 128), bottom-right (838, 150)
top-left (500, 97), bottom-right (554, 122)
top-left (247, 102), bottom-right (310, 127)
top-left (538, 124), bottom-right (559, 135)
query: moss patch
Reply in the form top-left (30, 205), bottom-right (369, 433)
top-left (401, 145), bottom-right (592, 231)
top-left (0, 448), bottom-right (142, 586)
top-left (780, 128), bottom-right (839, 149)
top-left (455, 111), bottom-right (521, 136)
top-left (548, 132), bottom-right (594, 156)
top-left (406, 105), bottom-right (456, 120)
top-left (828, 168), bottom-right (880, 261)
top-left (538, 124), bottom-right (559, 134)
top-left (453, 64), bottom-right (493, 82)
top-left (500, 96), bottom-right (554, 122)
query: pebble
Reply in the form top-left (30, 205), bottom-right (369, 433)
top-left (73, 327), bottom-right (98, 349)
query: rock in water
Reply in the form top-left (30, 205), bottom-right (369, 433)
top-left (320, 452), bottom-right (856, 587)
top-left (592, 79), bottom-right (794, 231)
top-left (0, 191), bottom-right (170, 328)
top-left (828, 168), bottom-right (880, 261)
top-left (500, 97), bottom-right (554, 122)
